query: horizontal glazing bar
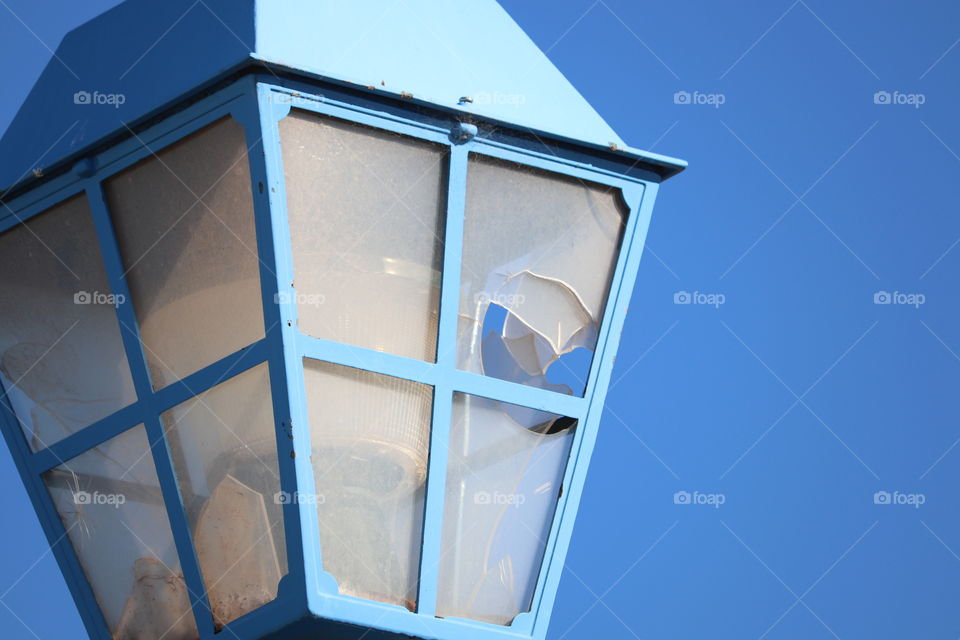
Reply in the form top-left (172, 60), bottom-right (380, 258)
top-left (29, 403), bottom-right (145, 474)
top-left (152, 339), bottom-right (270, 413)
top-left (296, 333), bottom-right (586, 418)
top-left (28, 340), bottom-right (270, 474)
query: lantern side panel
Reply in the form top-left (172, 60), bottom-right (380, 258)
top-left (105, 117), bottom-right (265, 390)
top-left (41, 425), bottom-right (199, 640)
top-left (436, 393), bottom-right (576, 625)
top-left (161, 362), bottom-right (287, 630)
top-left (457, 155), bottom-right (626, 397)
top-left (280, 110), bottom-right (447, 363)
top-left (303, 358), bottom-right (433, 612)
top-left (0, 194), bottom-right (136, 452)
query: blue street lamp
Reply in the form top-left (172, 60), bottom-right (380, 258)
top-left (0, 1), bottom-right (685, 639)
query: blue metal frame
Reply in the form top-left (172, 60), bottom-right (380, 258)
top-left (0, 77), bottom-right (309, 640)
top-left (0, 72), bottom-right (665, 640)
top-left (255, 80), bottom-right (660, 640)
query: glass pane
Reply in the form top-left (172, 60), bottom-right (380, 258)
top-left (437, 393), bottom-right (577, 625)
top-left (280, 110), bottom-right (447, 362)
top-left (303, 359), bottom-right (432, 610)
top-left (105, 117), bottom-right (264, 389)
top-left (42, 425), bottom-right (199, 640)
top-left (0, 195), bottom-right (136, 452)
top-left (458, 155), bottom-right (626, 396)
top-left (161, 363), bottom-right (286, 629)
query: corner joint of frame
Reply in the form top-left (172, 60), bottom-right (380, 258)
top-left (230, 97), bottom-right (265, 134)
top-left (71, 157), bottom-right (98, 180)
top-left (255, 85), bottom-right (293, 122)
top-left (258, 85), bottom-right (328, 124)
top-left (450, 121), bottom-right (478, 145)
top-left (620, 184), bottom-right (646, 211)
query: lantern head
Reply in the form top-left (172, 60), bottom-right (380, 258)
top-left (0, 1), bottom-right (685, 639)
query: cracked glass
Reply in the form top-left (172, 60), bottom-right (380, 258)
top-left (437, 393), bottom-right (577, 625)
top-left (458, 155), bottom-right (626, 396)
top-left (43, 425), bottom-right (199, 640)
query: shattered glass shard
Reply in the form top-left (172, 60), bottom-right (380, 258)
top-left (458, 155), bottom-right (626, 396)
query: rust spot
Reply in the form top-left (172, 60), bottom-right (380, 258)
top-left (31, 168), bottom-right (43, 178)
top-left (400, 91), bottom-right (414, 99)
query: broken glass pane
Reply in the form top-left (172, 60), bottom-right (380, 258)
top-left (105, 118), bottom-right (265, 389)
top-left (161, 363), bottom-right (286, 629)
top-left (280, 110), bottom-right (447, 362)
top-left (458, 155), bottom-right (626, 396)
top-left (0, 195), bottom-right (136, 452)
top-left (303, 359), bottom-right (432, 610)
top-left (437, 393), bottom-right (577, 625)
top-left (42, 425), bottom-right (199, 640)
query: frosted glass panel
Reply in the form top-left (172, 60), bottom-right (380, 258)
top-left (0, 195), bottom-right (136, 452)
top-left (458, 155), bottom-right (626, 396)
top-left (303, 359), bottom-right (432, 610)
top-left (437, 393), bottom-right (576, 625)
top-left (280, 110), bottom-right (446, 362)
top-left (162, 363), bottom-right (285, 629)
top-left (105, 118), bottom-right (264, 389)
top-left (42, 425), bottom-right (199, 640)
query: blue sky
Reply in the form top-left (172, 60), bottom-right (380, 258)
top-left (2, 1), bottom-right (960, 639)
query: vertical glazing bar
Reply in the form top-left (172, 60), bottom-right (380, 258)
top-left (255, 85), bottom-right (342, 616)
top-left (86, 183), bottom-right (216, 639)
top-left (232, 89), bottom-right (309, 622)
top-left (417, 143), bottom-right (469, 615)
top-left (528, 183), bottom-right (657, 640)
